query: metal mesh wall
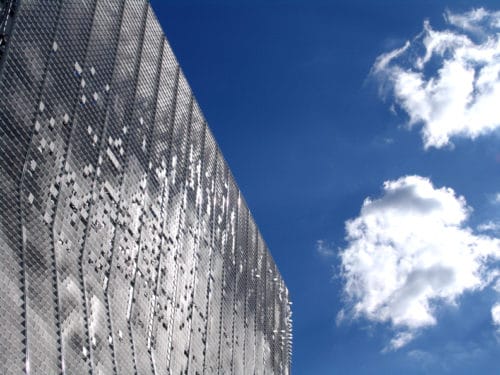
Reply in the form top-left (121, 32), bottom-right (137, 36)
top-left (0, 1), bottom-right (292, 374)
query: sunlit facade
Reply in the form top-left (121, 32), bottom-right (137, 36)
top-left (0, 1), bottom-right (292, 374)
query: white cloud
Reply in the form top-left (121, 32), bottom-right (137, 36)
top-left (477, 221), bottom-right (500, 233)
top-left (387, 331), bottom-right (415, 351)
top-left (494, 193), bottom-right (500, 204)
top-left (339, 175), bottom-right (500, 349)
top-left (492, 303), bottom-right (500, 329)
top-left (445, 8), bottom-right (500, 35)
top-left (373, 8), bottom-right (500, 149)
top-left (316, 239), bottom-right (335, 257)
top-left (494, 278), bottom-right (500, 293)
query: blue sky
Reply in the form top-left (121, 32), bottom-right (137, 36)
top-left (150, 1), bottom-right (500, 373)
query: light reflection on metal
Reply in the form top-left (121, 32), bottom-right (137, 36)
top-left (0, 1), bottom-right (292, 374)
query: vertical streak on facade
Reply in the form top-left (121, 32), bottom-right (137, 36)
top-left (0, 1), bottom-right (292, 374)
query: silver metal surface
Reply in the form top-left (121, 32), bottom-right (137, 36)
top-left (0, 1), bottom-right (292, 374)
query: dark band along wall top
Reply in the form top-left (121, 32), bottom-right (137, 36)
top-left (0, 1), bottom-right (292, 374)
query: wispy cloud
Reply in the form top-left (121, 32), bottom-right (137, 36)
top-left (338, 175), bottom-right (500, 350)
top-left (408, 341), bottom-right (490, 372)
top-left (493, 193), bottom-right (500, 204)
top-left (477, 221), bottom-right (500, 233)
top-left (388, 331), bottom-right (415, 351)
top-left (316, 239), bottom-right (335, 257)
top-left (373, 8), bottom-right (500, 149)
top-left (445, 8), bottom-right (500, 36)
top-left (494, 277), bottom-right (500, 293)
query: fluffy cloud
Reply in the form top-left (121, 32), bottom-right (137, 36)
top-left (339, 176), bottom-right (500, 350)
top-left (373, 8), bottom-right (500, 149)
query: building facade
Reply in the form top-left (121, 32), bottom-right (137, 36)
top-left (0, 1), bottom-right (292, 374)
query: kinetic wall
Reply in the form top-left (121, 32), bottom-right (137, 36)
top-left (0, 1), bottom-right (292, 374)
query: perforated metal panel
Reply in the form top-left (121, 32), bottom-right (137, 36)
top-left (0, 1), bottom-right (292, 374)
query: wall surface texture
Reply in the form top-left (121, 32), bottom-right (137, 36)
top-left (0, 1), bottom-right (292, 374)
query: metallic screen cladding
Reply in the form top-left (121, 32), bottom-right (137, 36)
top-left (0, 1), bottom-right (292, 374)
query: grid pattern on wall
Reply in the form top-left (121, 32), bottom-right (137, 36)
top-left (0, 1), bottom-right (292, 374)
